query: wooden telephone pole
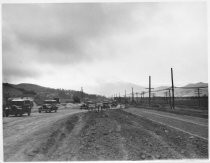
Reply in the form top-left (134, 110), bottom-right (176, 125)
top-left (81, 87), bottom-right (83, 102)
top-left (135, 92), bottom-right (138, 103)
top-left (132, 87), bottom-right (134, 103)
top-left (146, 76), bottom-right (154, 106)
top-left (168, 89), bottom-right (172, 109)
top-left (171, 68), bottom-right (175, 109)
top-left (195, 88), bottom-right (201, 107)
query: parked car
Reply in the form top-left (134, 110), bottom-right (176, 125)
top-left (102, 102), bottom-right (111, 109)
top-left (5, 99), bottom-right (32, 117)
top-left (116, 104), bottom-right (125, 109)
top-left (39, 100), bottom-right (58, 113)
top-left (111, 101), bottom-right (118, 107)
top-left (80, 103), bottom-right (88, 110)
top-left (86, 101), bottom-right (96, 110)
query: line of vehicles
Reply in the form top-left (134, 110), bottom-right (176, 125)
top-left (80, 100), bottom-right (126, 110)
top-left (3, 98), bottom-right (59, 117)
top-left (3, 97), bottom-right (126, 117)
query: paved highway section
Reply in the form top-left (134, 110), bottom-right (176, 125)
top-left (124, 107), bottom-right (208, 140)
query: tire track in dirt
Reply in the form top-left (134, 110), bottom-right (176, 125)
top-left (51, 114), bottom-right (86, 161)
top-left (116, 124), bottom-right (129, 160)
top-left (31, 113), bottom-right (86, 161)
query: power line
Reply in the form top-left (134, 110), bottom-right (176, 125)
top-left (174, 86), bottom-right (208, 89)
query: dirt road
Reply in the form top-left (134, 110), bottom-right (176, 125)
top-left (3, 107), bottom-right (86, 161)
top-left (3, 108), bottom-right (208, 161)
top-left (124, 107), bottom-right (208, 140)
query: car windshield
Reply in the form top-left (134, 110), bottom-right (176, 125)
top-left (12, 101), bottom-right (23, 106)
top-left (44, 101), bottom-right (56, 104)
top-left (25, 100), bottom-right (31, 105)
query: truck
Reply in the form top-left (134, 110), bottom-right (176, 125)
top-left (4, 99), bottom-right (32, 117)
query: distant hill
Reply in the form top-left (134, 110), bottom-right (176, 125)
top-left (175, 82), bottom-right (208, 97)
top-left (184, 82), bottom-right (208, 88)
top-left (88, 81), bottom-right (208, 97)
top-left (150, 82), bottom-right (208, 97)
top-left (2, 82), bottom-right (208, 105)
top-left (16, 83), bottom-right (52, 93)
top-left (3, 83), bottom-right (24, 97)
top-left (2, 83), bottom-right (106, 105)
top-left (88, 81), bottom-right (146, 97)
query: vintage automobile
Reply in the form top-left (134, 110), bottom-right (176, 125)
top-left (87, 101), bottom-right (96, 110)
top-left (102, 102), bottom-right (111, 109)
top-left (111, 101), bottom-right (118, 107)
top-left (39, 100), bottom-right (58, 113)
top-left (4, 99), bottom-right (32, 117)
top-left (80, 103), bottom-right (88, 110)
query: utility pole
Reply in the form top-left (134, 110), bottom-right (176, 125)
top-left (171, 68), bottom-right (175, 109)
top-left (168, 89), bottom-right (172, 109)
top-left (195, 88), bottom-right (201, 107)
top-left (81, 87), bottom-right (83, 102)
top-left (141, 91), bottom-right (145, 104)
top-left (142, 91), bottom-right (145, 98)
top-left (125, 90), bottom-right (126, 104)
top-left (146, 76), bottom-right (154, 106)
top-left (136, 92), bottom-right (138, 103)
top-left (164, 91), bottom-right (168, 103)
top-left (132, 87), bottom-right (134, 103)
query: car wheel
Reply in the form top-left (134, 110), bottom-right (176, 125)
top-left (5, 110), bottom-right (9, 117)
top-left (19, 110), bottom-right (23, 117)
top-left (15, 110), bottom-right (18, 117)
top-left (28, 110), bottom-right (31, 116)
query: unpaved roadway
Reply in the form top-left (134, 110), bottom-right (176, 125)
top-left (3, 107), bottom-right (86, 161)
top-left (3, 107), bottom-right (208, 161)
top-left (124, 107), bottom-right (208, 140)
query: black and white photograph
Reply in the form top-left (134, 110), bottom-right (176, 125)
top-left (1, 0), bottom-right (209, 162)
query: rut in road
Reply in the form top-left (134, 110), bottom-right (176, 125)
top-left (25, 113), bottom-right (85, 161)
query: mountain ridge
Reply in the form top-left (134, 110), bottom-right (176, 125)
top-left (3, 82), bottom-right (208, 99)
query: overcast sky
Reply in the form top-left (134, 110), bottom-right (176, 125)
top-left (2, 2), bottom-right (208, 95)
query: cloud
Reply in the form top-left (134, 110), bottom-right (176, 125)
top-left (3, 66), bottom-right (41, 82)
top-left (2, 2), bottom-right (207, 90)
top-left (3, 3), bottom-right (137, 65)
top-left (2, 3), bottom-right (142, 83)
